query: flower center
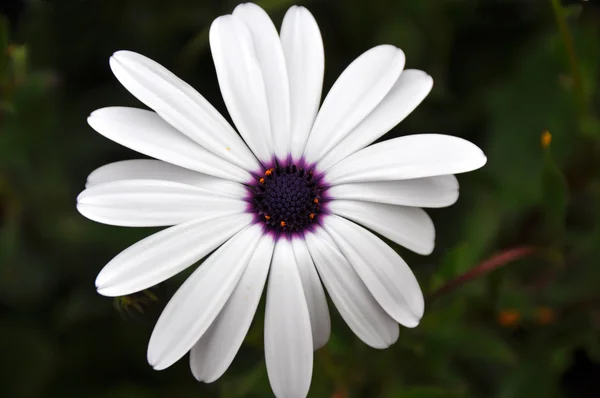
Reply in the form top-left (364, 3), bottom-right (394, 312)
top-left (249, 163), bottom-right (326, 234)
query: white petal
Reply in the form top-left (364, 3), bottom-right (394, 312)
top-left (233, 3), bottom-right (291, 160)
top-left (190, 233), bottom-right (275, 383)
top-left (77, 179), bottom-right (247, 227)
top-left (318, 70), bottom-right (433, 170)
top-left (109, 51), bottom-right (260, 172)
top-left (210, 15), bottom-right (274, 163)
top-left (327, 175), bottom-right (459, 208)
top-left (305, 228), bottom-right (399, 348)
top-left (88, 107), bottom-right (251, 183)
top-left (95, 213), bottom-right (253, 297)
top-left (85, 159), bottom-right (216, 187)
top-left (265, 239), bottom-right (313, 398)
top-left (280, 6), bottom-right (324, 161)
top-left (323, 215), bottom-right (424, 327)
top-left (148, 224), bottom-right (263, 370)
top-left (303, 45), bottom-right (405, 164)
top-left (328, 200), bottom-right (435, 255)
top-left (85, 160), bottom-right (247, 198)
top-left (291, 237), bottom-right (330, 350)
top-left (325, 134), bottom-right (487, 185)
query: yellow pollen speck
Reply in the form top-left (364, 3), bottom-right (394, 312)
top-left (280, 221), bottom-right (286, 227)
top-left (226, 147), bottom-right (231, 151)
top-left (313, 198), bottom-right (319, 204)
top-left (309, 213), bottom-right (315, 219)
top-left (259, 178), bottom-right (265, 184)
top-left (541, 130), bottom-right (552, 148)
top-left (264, 215), bottom-right (270, 220)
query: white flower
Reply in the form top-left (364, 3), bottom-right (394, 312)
top-left (77, 3), bottom-right (486, 397)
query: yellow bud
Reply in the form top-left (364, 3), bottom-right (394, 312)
top-left (541, 130), bottom-right (552, 149)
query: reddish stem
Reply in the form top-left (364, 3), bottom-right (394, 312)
top-left (429, 246), bottom-right (538, 301)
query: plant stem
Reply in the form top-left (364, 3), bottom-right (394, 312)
top-left (429, 246), bottom-right (537, 302)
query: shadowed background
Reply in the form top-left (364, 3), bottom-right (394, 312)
top-left (1, 0), bottom-right (600, 397)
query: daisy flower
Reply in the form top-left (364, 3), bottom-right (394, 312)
top-left (77, 3), bottom-right (486, 397)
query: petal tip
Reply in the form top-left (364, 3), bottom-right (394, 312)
top-left (95, 272), bottom-right (118, 297)
top-left (313, 338), bottom-right (329, 351)
top-left (287, 5), bottom-right (312, 20)
top-left (375, 334), bottom-right (399, 350)
top-left (110, 50), bottom-right (139, 64)
top-left (202, 374), bottom-right (220, 384)
top-left (87, 111), bottom-right (102, 125)
top-left (191, 372), bottom-right (206, 383)
top-left (75, 202), bottom-right (95, 221)
top-left (151, 362), bottom-right (168, 371)
top-left (479, 154), bottom-right (488, 168)
top-left (424, 73), bottom-right (434, 90)
top-left (110, 51), bottom-right (123, 60)
top-left (147, 348), bottom-right (167, 371)
top-left (75, 192), bottom-right (85, 205)
top-left (95, 284), bottom-right (117, 298)
top-left (420, 243), bottom-right (435, 256)
top-left (108, 53), bottom-right (122, 68)
top-left (401, 318), bottom-right (421, 329)
top-left (233, 2), bottom-right (261, 12)
top-left (87, 107), bottom-right (115, 124)
top-left (111, 49), bottom-right (129, 57)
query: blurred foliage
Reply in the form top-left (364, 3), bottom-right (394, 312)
top-left (1, 0), bottom-right (600, 397)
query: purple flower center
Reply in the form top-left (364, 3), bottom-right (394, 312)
top-left (248, 163), bottom-right (327, 235)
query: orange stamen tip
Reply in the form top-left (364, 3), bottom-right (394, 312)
top-left (259, 178), bottom-right (265, 184)
top-left (535, 306), bottom-right (556, 325)
top-left (309, 213), bottom-right (315, 219)
top-left (313, 198), bottom-right (319, 203)
top-left (280, 221), bottom-right (286, 227)
top-left (265, 168), bottom-right (273, 176)
top-left (264, 215), bottom-right (270, 220)
top-left (497, 309), bottom-right (520, 327)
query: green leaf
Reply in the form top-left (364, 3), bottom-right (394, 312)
top-left (541, 150), bottom-right (568, 238)
top-left (462, 329), bottom-right (517, 364)
top-left (0, 15), bottom-right (8, 76)
top-left (219, 363), bottom-right (269, 398)
top-left (430, 195), bottom-right (502, 292)
top-left (9, 44), bottom-right (27, 83)
top-left (499, 361), bottom-right (558, 398)
top-left (394, 386), bottom-right (456, 398)
top-left (434, 324), bottom-right (517, 365)
top-left (485, 33), bottom-right (578, 211)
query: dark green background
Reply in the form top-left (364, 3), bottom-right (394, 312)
top-left (1, 0), bottom-right (600, 397)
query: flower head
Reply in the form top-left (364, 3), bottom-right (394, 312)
top-left (77, 3), bottom-right (486, 397)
